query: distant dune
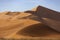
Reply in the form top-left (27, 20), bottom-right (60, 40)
top-left (0, 5), bottom-right (60, 38)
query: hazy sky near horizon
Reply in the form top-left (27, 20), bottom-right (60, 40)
top-left (0, 0), bottom-right (60, 12)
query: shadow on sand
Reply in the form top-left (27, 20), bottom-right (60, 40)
top-left (17, 23), bottom-right (59, 37)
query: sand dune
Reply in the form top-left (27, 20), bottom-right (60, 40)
top-left (24, 6), bottom-right (60, 32)
top-left (0, 5), bottom-right (60, 38)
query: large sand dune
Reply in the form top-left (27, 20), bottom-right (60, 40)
top-left (0, 6), bottom-right (60, 39)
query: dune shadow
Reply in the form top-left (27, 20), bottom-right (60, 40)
top-left (17, 23), bottom-right (59, 37)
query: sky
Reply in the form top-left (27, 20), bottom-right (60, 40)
top-left (0, 0), bottom-right (60, 12)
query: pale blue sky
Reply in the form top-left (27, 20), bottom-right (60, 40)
top-left (0, 0), bottom-right (60, 12)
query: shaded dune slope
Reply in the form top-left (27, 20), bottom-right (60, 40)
top-left (24, 6), bottom-right (60, 32)
top-left (17, 23), bottom-right (60, 37)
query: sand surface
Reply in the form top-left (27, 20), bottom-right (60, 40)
top-left (0, 6), bottom-right (60, 39)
